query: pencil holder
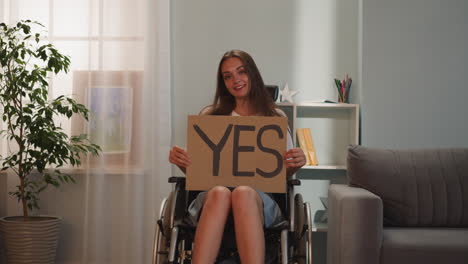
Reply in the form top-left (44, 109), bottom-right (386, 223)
top-left (334, 75), bottom-right (352, 103)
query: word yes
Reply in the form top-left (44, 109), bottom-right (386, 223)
top-left (193, 124), bottom-right (284, 178)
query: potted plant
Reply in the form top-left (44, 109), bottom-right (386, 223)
top-left (0, 20), bottom-right (101, 263)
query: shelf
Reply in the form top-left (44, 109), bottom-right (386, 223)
top-left (296, 104), bottom-right (359, 167)
top-left (280, 101), bottom-right (359, 235)
top-left (301, 165), bottom-right (346, 170)
top-left (278, 102), bottom-right (359, 170)
top-left (297, 102), bottom-right (359, 109)
top-left (277, 102), bottom-right (295, 106)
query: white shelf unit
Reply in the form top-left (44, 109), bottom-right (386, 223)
top-left (301, 165), bottom-right (346, 170)
top-left (278, 102), bottom-right (359, 170)
top-left (278, 102), bottom-right (360, 234)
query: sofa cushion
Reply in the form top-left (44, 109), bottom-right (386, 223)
top-left (380, 228), bottom-right (468, 264)
top-left (347, 145), bottom-right (468, 227)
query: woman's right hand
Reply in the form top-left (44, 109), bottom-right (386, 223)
top-left (169, 145), bottom-right (192, 169)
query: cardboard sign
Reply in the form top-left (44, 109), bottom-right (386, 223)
top-left (186, 115), bottom-right (287, 193)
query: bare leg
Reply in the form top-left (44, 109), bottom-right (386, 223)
top-left (192, 186), bottom-right (231, 264)
top-left (231, 186), bottom-right (265, 264)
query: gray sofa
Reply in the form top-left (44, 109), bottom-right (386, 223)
top-left (327, 145), bottom-right (468, 264)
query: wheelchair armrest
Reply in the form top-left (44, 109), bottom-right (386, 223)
top-left (168, 176), bottom-right (186, 184)
top-left (288, 178), bottom-right (301, 186)
top-left (170, 177), bottom-right (298, 186)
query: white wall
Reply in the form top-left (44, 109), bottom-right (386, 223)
top-left (169, 0), bottom-right (359, 216)
top-left (171, 3), bottom-right (359, 262)
top-left (292, 0), bottom-right (360, 104)
top-left (361, 0), bottom-right (468, 148)
top-left (171, 0), bottom-right (359, 171)
top-left (0, 0), bottom-right (4, 21)
top-left (171, 0), bottom-right (293, 160)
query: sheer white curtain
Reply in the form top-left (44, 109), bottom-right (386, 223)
top-left (1, 0), bottom-right (171, 263)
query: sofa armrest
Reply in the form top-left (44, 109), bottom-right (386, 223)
top-left (327, 184), bottom-right (383, 264)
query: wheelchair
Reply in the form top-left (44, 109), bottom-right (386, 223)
top-left (152, 176), bottom-right (313, 264)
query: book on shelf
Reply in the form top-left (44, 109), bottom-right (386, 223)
top-left (296, 128), bottom-right (318, 166)
top-left (296, 128), bottom-right (311, 165)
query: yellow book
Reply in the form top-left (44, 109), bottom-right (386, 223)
top-left (296, 128), bottom-right (311, 165)
top-left (303, 128), bottom-right (318, 166)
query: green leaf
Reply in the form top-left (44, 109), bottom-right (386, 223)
top-left (0, 20), bottom-right (102, 216)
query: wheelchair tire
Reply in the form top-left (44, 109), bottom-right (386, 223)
top-left (154, 198), bottom-right (169, 264)
top-left (294, 194), bottom-right (313, 264)
top-left (294, 193), bottom-right (305, 241)
top-left (296, 232), bottom-right (307, 264)
top-left (163, 190), bottom-right (176, 237)
top-left (155, 227), bottom-right (169, 264)
top-left (304, 202), bottom-right (313, 264)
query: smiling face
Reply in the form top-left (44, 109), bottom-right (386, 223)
top-left (221, 57), bottom-right (251, 101)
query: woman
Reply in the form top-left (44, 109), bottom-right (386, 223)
top-left (169, 50), bottom-right (306, 263)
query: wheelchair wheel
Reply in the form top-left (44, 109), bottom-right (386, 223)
top-left (303, 202), bottom-right (313, 264)
top-left (294, 194), bottom-right (306, 264)
top-left (163, 190), bottom-right (176, 237)
top-left (294, 194), bottom-right (305, 241)
top-left (153, 198), bottom-right (169, 264)
top-left (157, 186), bottom-right (189, 264)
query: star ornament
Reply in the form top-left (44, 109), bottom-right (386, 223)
top-left (280, 83), bottom-right (299, 103)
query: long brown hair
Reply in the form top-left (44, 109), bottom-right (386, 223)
top-left (209, 50), bottom-right (279, 116)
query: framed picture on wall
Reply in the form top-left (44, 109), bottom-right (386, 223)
top-left (87, 86), bottom-right (133, 153)
top-left (72, 71), bottom-right (143, 169)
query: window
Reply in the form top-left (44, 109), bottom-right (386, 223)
top-left (4, 0), bottom-right (146, 168)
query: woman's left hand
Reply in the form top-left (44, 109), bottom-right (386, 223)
top-left (284, 148), bottom-right (306, 169)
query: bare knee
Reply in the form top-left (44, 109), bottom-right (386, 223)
top-left (205, 186), bottom-right (231, 207)
top-left (232, 186), bottom-right (264, 225)
top-left (232, 186), bottom-right (261, 207)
